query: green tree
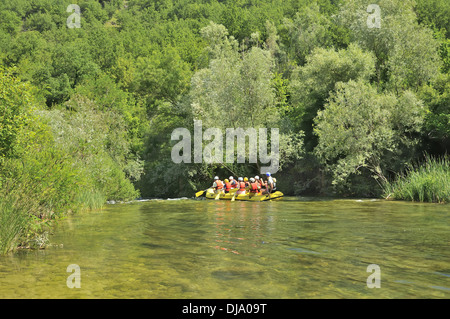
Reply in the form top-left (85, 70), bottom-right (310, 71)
top-left (189, 23), bottom-right (303, 172)
top-left (419, 73), bottom-right (450, 152)
top-left (38, 95), bottom-right (140, 201)
top-left (191, 22), bottom-right (288, 129)
top-left (281, 2), bottom-right (333, 66)
top-left (289, 43), bottom-right (376, 150)
top-left (74, 73), bottom-right (148, 154)
top-left (415, 0), bottom-right (450, 37)
top-left (314, 80), bottom-right (425, 189)
top-left (24, 11), bottom-right (56, 32)
top-left (133, 46), bottom-right (192, 111)
top-left (337, 0), bottom-right (442, 89)
top-left (0, 10), bottom-right (22, 35)
top-left (0, 67), bottom-right (34, 160)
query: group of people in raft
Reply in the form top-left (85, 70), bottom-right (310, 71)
top-left (211, 172), bottom-right (277, 196)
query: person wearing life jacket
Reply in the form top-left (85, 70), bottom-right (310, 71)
top-left (212, 176), bottom-right (224, 194)
top-left (236, 177), bottom-right (247, 195)
top-left (255, 175), bottom-right (266, 192)
top-left (255, 175), bottom-right (262, 188)
top-left (264, 172), bottom-right (275, 194)
top-left (229, 176), bottom-right (238, 189)
top-left (249, 177), bottom-right (260, 195)
top-left (244, 177), bottom-right (249, 188)
top-left (224, 179), bottom-right (232, 194)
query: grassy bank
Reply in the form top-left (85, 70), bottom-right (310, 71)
top-left (383, 155), bottom-right (450, 203)
top-left (0, 189), bottom-right (104, 255)
top-left (0, 152), bottom-right (137, 255)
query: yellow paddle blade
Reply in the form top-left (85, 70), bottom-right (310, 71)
top-left (195, 190), bottom-right (205, 197)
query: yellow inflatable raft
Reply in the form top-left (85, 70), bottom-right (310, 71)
top-left (205, 188), bottom-right (283, 201)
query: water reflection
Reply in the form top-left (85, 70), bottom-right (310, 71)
top-left (0, 198), bottom-right (449, 298)
top-left (208, 201), bottom-right (276, 256)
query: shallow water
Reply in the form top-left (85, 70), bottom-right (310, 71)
top-left (0, 198), bottom-right (449, 298)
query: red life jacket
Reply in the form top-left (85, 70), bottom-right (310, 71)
top-left (239, 181), bottom-right (246, 191)
top-left (249, 182), bottom-right (259, 193)
top-left (224, 182), bottom-right (231, 191)
top-left (215, 180), bottom-right (223, 189)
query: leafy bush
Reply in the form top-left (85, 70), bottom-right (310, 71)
top-left (0, 69), bottom-right (139, 254)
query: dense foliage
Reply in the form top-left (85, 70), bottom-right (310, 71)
top-left (1, 0), bottom-right (449, 253)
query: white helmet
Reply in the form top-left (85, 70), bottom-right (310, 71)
top-left (214, 176), bottom-right (219, 180)
top-left (238, 177), bottom-right (243, 181)
top-left (229, 176), bottom-right (234, 180)
top-left (255, 175), bottom-right (260, 180)
top-left (250, 177), bottom-right (255, 182)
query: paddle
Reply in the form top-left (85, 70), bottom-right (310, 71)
top-left (195, 189), bottom-right (208, 197)
top-left (266, 181), bottom-right (272, 200)
top-left (214, 192), bottom-right (221, 200)
top-left (231, 191), bottom-right (237, 201)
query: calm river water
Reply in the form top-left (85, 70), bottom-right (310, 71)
top-left (0, 197), bottom-right (449, 298)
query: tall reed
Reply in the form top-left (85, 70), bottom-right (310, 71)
top-left (0, 194), bottom-right (28, 255)
top-left (75, 189), bottom-right (106, 211)
top-left (383, 155), bottom-right (450, 203)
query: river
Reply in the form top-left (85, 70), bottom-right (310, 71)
top-left (0, 197), bottom-right (449, 298)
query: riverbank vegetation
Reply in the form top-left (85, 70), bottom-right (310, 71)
top-left (1, 0), bottom-right (449, 253)
top-left (383, 155), bottom-right (450, 203)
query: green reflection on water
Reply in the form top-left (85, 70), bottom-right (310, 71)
top-left (1, 198), bottom-right (449, 298)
